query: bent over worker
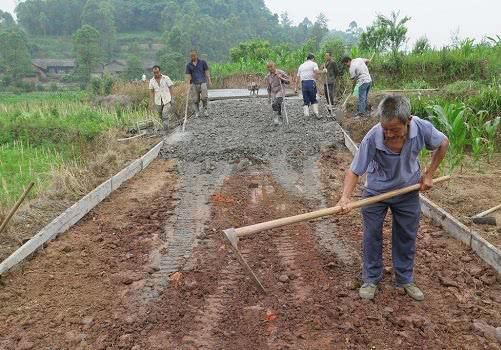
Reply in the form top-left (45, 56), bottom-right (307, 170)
top-left (266, 61), bottom-right (290, 126)
top-left (186, 50), bottom-right (211, 118)
top-left (149, 65), bottom-right (174, 133)
top-left (337, 95), bottom-right (449, 301)
top-left (342, 56), bottom-right (372, 117)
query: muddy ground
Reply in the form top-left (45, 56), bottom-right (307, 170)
top-left (0, 98), bottom-right (500, 349)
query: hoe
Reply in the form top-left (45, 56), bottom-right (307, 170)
top-left (223, 176), bottom-right (450, 293)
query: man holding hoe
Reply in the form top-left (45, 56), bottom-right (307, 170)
top-left (337, 95), bottom-right (449, 301)
top-left (265, 61), bottom-right (290, 126)
top-left (149, 65), bottom-right (174, 133)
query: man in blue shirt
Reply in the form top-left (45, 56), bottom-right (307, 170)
top-left (337, 95), bottom-right (449, 301)
top-left (186, 50), bottom-right (211, 118)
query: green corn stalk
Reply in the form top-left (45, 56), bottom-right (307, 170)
top-left (427, 103), bottom-right (468, 174)
top-left (484, 116), bottom-right (500, 163)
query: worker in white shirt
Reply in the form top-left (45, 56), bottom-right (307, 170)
top-left (149, 65), bottom-right (174, 133)
top-left (295, 54), bottom-right (320, 118)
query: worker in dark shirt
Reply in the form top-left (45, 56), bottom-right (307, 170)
top-left (321, 51), bottom-right (339, 112)
top-left (185, 50), bottom-right (211, 118)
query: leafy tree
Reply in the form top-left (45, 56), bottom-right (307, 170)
top-left (359, 11), bottom-right (411, 55)
top-left (73, 25), bottom-right (102, 82)
top-left (126, 55), bottom-right (143, 80)
top-left (310, 13), bottom-right (329, 51)
top-left (230, 40), bottom-right (271, 63)
top-left (81, 0), bottom-right (116, 59)
top-left (0, 10), bottom-right (16, 29)
top-left (39, 12), bottom-right (49, 36)
top-left (376, 11), bottom-right (411, 56)
top-left (157, 49), bottom-right (185, 80)
top-left (0, 29), bottom-right (32, 82)
top-left (359, 18), bottom-right (390, 53)
top-left (413, 36), bottom-right (431, 54)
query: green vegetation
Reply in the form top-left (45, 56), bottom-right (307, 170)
top-left (0, 91), bottom-right (151, 207)
top-left (73, 25), bottom-right (102, 82)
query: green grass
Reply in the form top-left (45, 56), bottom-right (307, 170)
top-left (0, 141), bottom-right (73, 205)
top-left (0, 91), bottom-right (86, 105)
top-left (0, 91), bottom-right (153, 207)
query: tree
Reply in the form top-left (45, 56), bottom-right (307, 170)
top-left (157, 49), bottom-right (185, 81)
top-left (126, 55), bottom-right (143, 81)
top-left (280, 12), bottom-right (292, 27)
top-left (81, 0), bottom-right (116, 59)
top-left (376, 11), bottom-right (411, 56)
top-left (309, 13), bottom-right (329, 51)
top-left (73, 25), bottom-right (102, 83)
top-left (413, 36), bottom-right (431, 54)
top-left (0, 29), bottom-right (32, 82)
top-left (0, 10), bottom-right (15, 30)
top-left (39, 12), bottom-right (49, 36)
top-left (359, 11), bottom-right (411, 55)
top-left (230, 40), bottom-right (271, 63)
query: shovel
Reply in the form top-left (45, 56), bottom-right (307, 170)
top-left (223, 176), bottom-right (451, 293)
top-left (332, 90), bottom-right (351, 123)
top-left (181, 84), bottom-right (192, 133)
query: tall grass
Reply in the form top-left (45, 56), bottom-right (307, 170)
top-left (0, 91), bottom-right (154, 207)
top-left (212, 39), bottom-right (501, 91)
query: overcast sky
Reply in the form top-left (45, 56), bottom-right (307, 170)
top-left (265, 0), bottom-right (500, 47)
top-left (1, 0), bottom-right (499, 47)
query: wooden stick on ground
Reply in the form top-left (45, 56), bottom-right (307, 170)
top-left (0, 182), bottom-right (35, 235)
top-left (472, 203), bottom-right (501, 219)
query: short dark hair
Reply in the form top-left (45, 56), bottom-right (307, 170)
top-left (341, 56), bottom-right (352, 64)
top-left (307, 53), bottom-right (315, 60)
top-left (152, 65), bottom-right (161, 71)
top-left (326, 51), bottom-right (332, 56)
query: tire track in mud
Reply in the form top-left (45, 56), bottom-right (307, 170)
top-left (181, 251), bottom-right (247, 349)
top-left (141, 161), bottom-right (231, 303)
top-left (269, 145), bottom-right (359, 266)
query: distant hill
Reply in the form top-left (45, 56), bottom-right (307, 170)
top-left (14, 0), bottom-right (353, 63)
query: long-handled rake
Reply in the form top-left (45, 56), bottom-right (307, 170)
top-left (223, 176), bottom-right (450, 293)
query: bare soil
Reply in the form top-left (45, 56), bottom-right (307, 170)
top-left (0, 135), bottom-right (160, 263)
top-left (0, 98), bottom-right (500, 349)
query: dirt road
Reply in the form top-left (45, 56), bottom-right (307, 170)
top-left (1, 98), bottom-right (500, 349)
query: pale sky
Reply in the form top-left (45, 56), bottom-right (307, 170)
top-left (265, 0), bottom-right (501, 47)
top-left (1, 0), bottom-right (499, 47)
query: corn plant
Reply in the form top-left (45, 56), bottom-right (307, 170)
top-left (427, 103), bottom-right (468, 174)
top-left (484, 116), bottom-right (500, 163)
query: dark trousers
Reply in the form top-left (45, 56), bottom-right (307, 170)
top-left (301, 80), bottom-right (317, 106)
top-left (361, 191), bottom-right (420, 285)
top-left (324, 83), bottom-right (334, 105)
top-left (271, 97), bottom-right (283, 115)
top-left (357, 82), bottom-right (371, 114)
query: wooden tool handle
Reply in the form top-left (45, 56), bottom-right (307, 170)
top-left (0, 182), bottom-right (35, 234)
top-left (235, 176), bottom-right (450, 237)
top-left (472, 203), bottom-right (501, 219)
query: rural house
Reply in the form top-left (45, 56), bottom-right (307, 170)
top-left (32, 59), bottom-right (76, 79)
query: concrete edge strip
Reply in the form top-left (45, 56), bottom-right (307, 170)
top-left (340, 123), bottom-right (501, 274)
top-left (0, 140), bottom-right (165, 276)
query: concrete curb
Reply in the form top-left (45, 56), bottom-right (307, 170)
top-left (339, 123), bottom-right (501, 274)
top-left (0, 140), bottom-right (164, 275)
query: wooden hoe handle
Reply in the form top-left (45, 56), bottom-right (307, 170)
top-left (234, 176), bottom-right (450, 238)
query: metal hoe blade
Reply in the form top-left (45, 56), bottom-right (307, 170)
top-left (222, 228), bottom-right (266, 293)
